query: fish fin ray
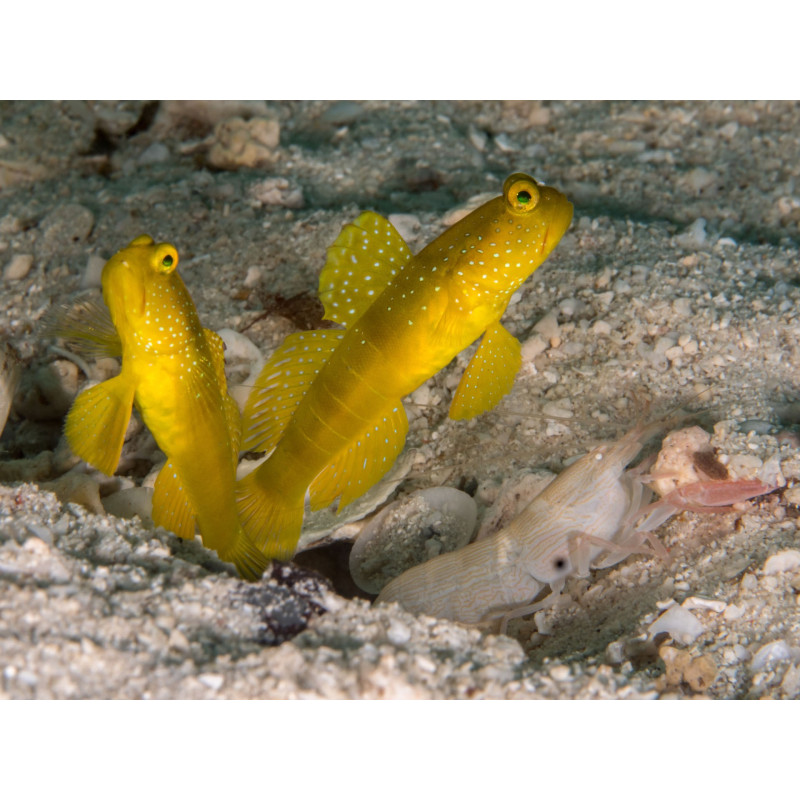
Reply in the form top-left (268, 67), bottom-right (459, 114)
top-left (235, 470), bottom-right (304, 559)
top-left (64, 374), bottom-right (135, 475)
top-left (203, 327), bottom-right (242, 457)
top-left (319, 211), bottom-right (412, 327)
top-left (43, 296), bottom-right (122, 359)
top-left (152, 459), bottom-right (197, 540)
top-left (242, 329), bottom-right (344, 453)
top-left (224, 394), bottom-right (242, 458)
top-left (308, 403), bottom-right (409, 511)
top-left (449, 322), bottom-right (521, 420)
top-left (223, 531), bottom-right (272, 581)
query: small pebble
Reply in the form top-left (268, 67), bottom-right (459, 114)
top-left (558, 298), bottom-right (585, 318)
top-left (168, 629), bottom-right (191, 652)
top-left (762, 549), bottom-right (800, 575)
top-left (685, 168), bottom-right (717, 194)
top-left (674, 218), bottom-right (707, 249)
top-left (751, 639), bottom-right (793, 671)
top-left (781, 664), bottom-right (800, 696)
top-left (682, 597), bottom-right (727, 613)
top-left (784, 487), bottom-right (800, 506)
top-left (319, 101), bottom-right (364, 126)
top-left (25, 523), bottom-right (54, 546)
top-left (683, 655), bottom-right (717, 692)
top-left (659, 645), bottom-right (692, 686)
top-left (533, 311), bottom-right (559, 340)
top-left (198, 673), bottom-right (224, 691)
top-left (494, 133), bottom-right (517, 153)
top-left (468, 126), bottom-right (488, 152)
top-left (723, 604), bottom-right (745, 621)
top-left (665, 345), bottom-right (684, 362)
top-left (249, 177), bottom-right (303, 208)
top-left (102, 487), bottom-right (154, 522)
top-left (3, 253), bottom-right (33, 281)
top-left (81, 254), bottom-right (106, 289)
top-left (738, 419), bottom-right (774, 435)
top-left (741, 573), bottom-right (758, 591)
top-left (528, 106), bottom-right (550, 126)
top-left (208, 117), bottom-right (280, 170)
top-left (542, 400), bottom-right (574, 419)
top-left (545, 420), bottom-right (570, 438)
top-left (387, 214), bottom-right (421, 244)
top-left (727, 453), bottom-right (763, 476)
top-left (243, 266), bottom-right (261, 288)
top-left (138, 142), bottom-right (170, 165)
top-left (415, 655), bottom-right (437, 674)
top-left (386, 620), bottom-right (412, 647)
top-left (520, 333), bottom-right (547, 361)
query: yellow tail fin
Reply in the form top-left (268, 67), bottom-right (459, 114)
top-left (152, 459), bottom-right (197, 540)
top-left (236, 468), bottom-right (304, 560)
top-left (65, 374), bottom-right (135, 475)
top-left (222, 528), bottom-right (272, 581)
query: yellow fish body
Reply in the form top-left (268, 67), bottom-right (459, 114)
top-left (62, 235), bottom-right (268, 579)
top-left (238, 173), bottom-right (573, 561)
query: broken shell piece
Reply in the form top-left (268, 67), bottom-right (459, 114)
top-left (648, 603), bottom-right (705, 645)
top-left (13, 359), bottom-right (80, 421)
top-left (349, 486), bottom-right (478, 595)
top-left (0, 451), bottom-right (54, 483)
top-left (297, 450), bottom-right (417, 550)
top-left (41, 471), bottom-right (105, 515)
top-left (1, 341), bottom-right (21, 436)
top-left (216, 327), bottom-right (265, 412)
top-left (102, 487), bottom-right (154, 523)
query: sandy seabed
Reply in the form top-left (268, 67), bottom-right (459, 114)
top-left (1, 100), bottom-right (799, 698)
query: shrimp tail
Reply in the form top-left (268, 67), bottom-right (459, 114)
top-left (235, 468), bottom-right (304, 561)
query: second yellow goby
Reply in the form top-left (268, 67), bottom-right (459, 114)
top-left (238, 173), bottom-right (573, 561)
top-left (62, 235), bottom-right (269, 579)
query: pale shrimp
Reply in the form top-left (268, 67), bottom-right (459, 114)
top-left (377, 417), bottom-right (668, 630)
top-left (376, 414), bottom-right (779, 632)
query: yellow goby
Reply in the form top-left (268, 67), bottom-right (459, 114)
top-left (238, 173), bottom-right (573, 560)
top-left (61, 235), bottom-right (268, 579)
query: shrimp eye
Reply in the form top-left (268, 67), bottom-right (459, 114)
top-left (503, 173), bottom-right (541, 213)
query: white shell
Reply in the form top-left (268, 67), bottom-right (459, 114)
top-left (349, 487), bottom-right (477, 595)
